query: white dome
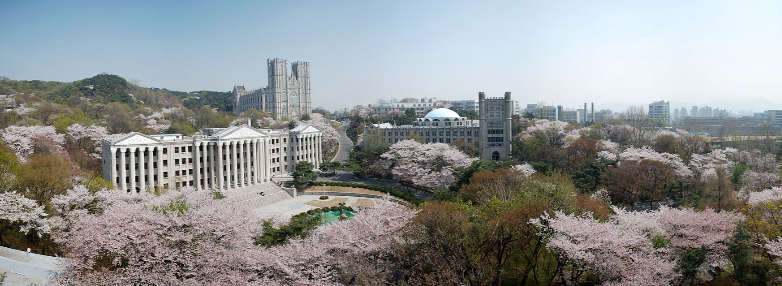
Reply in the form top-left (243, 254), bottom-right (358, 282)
top-left (424, 108), bottom-right (461, 119)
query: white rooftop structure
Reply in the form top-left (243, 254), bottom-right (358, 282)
top-left (423, 108), bottom-right (462, 119)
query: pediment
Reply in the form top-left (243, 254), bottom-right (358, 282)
top-left (291, 125), bottom-right (321, 133)
top-left (297, 126), bottom-right (320, 133)
top-left (220, 126), bottom-right (266, 139)
top-left (114, 133), bottom-right (159, 145)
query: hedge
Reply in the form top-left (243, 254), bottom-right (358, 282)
top-left (310, 181), bottom-right (422, 205)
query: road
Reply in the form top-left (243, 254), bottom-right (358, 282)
top-left (321, 121), bottom-right (431, 201)
top-left (331, 122), bottom-right (354, 163)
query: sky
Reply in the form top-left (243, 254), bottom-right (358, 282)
top-left (1, 0), bottom-right (781, 111)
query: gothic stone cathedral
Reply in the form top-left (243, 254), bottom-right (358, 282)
top-left (233, 58), bottom-right (312, 120)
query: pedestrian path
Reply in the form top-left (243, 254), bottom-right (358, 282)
top-left (0, 245), bottom-right (62, 285)
top-left (222, 181), bottom-right (295, 209)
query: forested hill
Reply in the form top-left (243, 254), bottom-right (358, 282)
top-left (0, 74), bottom-right (233, 112)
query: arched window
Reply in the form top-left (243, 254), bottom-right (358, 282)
top-left (491, 151), bottom-right (500, 161)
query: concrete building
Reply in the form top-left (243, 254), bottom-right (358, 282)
top-left (371, 98), bottom-right (443, 116)
top-left (524, 104), bottom-right (557, 120)
top-left (448, 100), bottom-right (479, 113)
top-left (101, 124), bottom-right (323, 193)
top-left (649, 100), bottom-right (670, 123)
top-left (233, 58), bottom-right (312, 120)
top-left (768, 110), bottom-right (782, 125)
top-left (364, 92), bottom-right (513, 161)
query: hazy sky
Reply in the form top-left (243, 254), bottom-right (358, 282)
top-left (1, 0), bottom-right (781, 111)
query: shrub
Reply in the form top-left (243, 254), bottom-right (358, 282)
top-left (330, 206), bottom-right (339, 212)
top-left (319, 195), bottom-right (329, 200)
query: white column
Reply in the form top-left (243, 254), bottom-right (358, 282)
top-left (254, 139), bottom-right (261, 183)
top-left (129, 147), bottom-right (136, 193)
top-left (207, 142), bottom-right (213, 189)
top-left (146, 147), bottom-right (154, 190)
top-left (247, 140), bottom-right (258, 185)
top-left (119, 148), bottom-right (126, 192)
top-left (317, 134), bottom-right (322, 166)
top-left (238, 141), bottom-right (244, 186)
top-left (138, 147), bottom-right (145, 193)
top-left (244, 140), bottom-right (251, 185)
top-left (109, 148), bottom-right (117, 189)
top-left (217, 142), bottom-right (224, 190)
top-left (156, 147), bottom-right (163, 191)
top-left (194, 142), bottom-right (200, 190)
top-left (229, 141), bottom-right (236, 188)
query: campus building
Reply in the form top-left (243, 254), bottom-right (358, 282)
top-left (364, 92), bottom-right (513, 161)
top-left (101, 124), bottom-right (323, 193)
top-left (233, 58), bottom-right (312, 119)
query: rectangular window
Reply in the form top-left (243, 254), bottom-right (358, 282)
top-left (175, 171), bottom-right (180, 176)
top-left (188, 158), bottom-right (192, 163)
top-left (188, 146), bottom-right (192, 152)
top-left (175, 147), bottom-right (179, 153)
top-left (163, 172), bottom-right (168, 178)
top-left (163, 160), bottom-right (168, 166)
top-left (163, 148), bottom-right (168, 154)
top-left (175, 159), bottom-right (180, 165)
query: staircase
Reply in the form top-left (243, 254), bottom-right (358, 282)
top-left (221, 182), bottom-right (294, 209)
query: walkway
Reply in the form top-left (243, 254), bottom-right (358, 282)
top-left (0, 245), bottom-right (62, 285)
top-left (316, 171), bottom-right (432, 200)
top-left (332, 122), bottom-right (353, 163)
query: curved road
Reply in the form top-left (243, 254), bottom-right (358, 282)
top-left (331, 122), bottom-right (354, 163)
top-left (319, 122), bottom-right (431, 200)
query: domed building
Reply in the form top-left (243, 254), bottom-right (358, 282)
top-left (414, 108), bottom-right (472, 127)
top-left (365, 92), bottom-right (512, 161)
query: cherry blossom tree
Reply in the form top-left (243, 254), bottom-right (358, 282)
top-left (766, 239), bottom-right (782, 267)
top-left (0, 125), bottom-right (64, 162)
top-left (378, 139), bottom-right (476, 189)
top-left (302, 113), bottom-right (339, 159)
top-left (619, 146), bottom-right (693, 178)
top-left (535, 206), bottom-right (741, 285)
top-left (50, 187), bottom-right (416, 285)
top-left (746, 186), bottom-right (782, 206)
top-left (51, 188), bottom-right (269, 285)
top-left (724, 148), bottom-right (780, 174)
top-left (0, 191), bottom-right (50, 237)
top-left (688, 148), bottom-right (733, 177)
top-left (512, 163), bottom-right (536, 177)
top-left (741, 171), bottom-right (780, 193)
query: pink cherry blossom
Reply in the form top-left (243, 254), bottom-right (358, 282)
top-left (619, 146), bottom-right (693, 178)
top-left (378, 139), bottom-right (475, 189)
top-left (0, 191), bottom-right (50, 235)
top-left (0, 125), bottom-right (64, 162)
top-left (747, 186), bottom-right (782, 205)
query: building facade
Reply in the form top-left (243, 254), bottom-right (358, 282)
top-left (649, 100), bottom-right (670, 123)
top-left (370, 98), bottom-right (444, 116)
top-left (447, 100), bottom-right (479, 113)
top-left (101, 124), bottom-right (323, 193)
top-left (364, 92), bottom-right (513, 161)
top-left (234, 58), bottom-right (311, 120)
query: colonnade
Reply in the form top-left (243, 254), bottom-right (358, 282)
top-left (109, 146), bottom-right (163, 193)
top-left (107, 134), bottom-right (323, 193)
top-left (193, 139), bottom-right (272, 190)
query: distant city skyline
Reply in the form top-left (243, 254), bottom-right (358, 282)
top-left (2, 0), bottom-right (781, 111)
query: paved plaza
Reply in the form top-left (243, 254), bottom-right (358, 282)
top-left (253, 195), bottom-right (371, 216)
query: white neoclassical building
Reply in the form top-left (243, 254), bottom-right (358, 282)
top-left (101, 124), bottom-right (323, 193)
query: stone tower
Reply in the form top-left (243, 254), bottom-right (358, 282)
top-left (478, 92), bottom-right (513, 161)
top-left (233, 59), bottom-right (311, 120)
top-left (267, 59), bottom-right (311, 120)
